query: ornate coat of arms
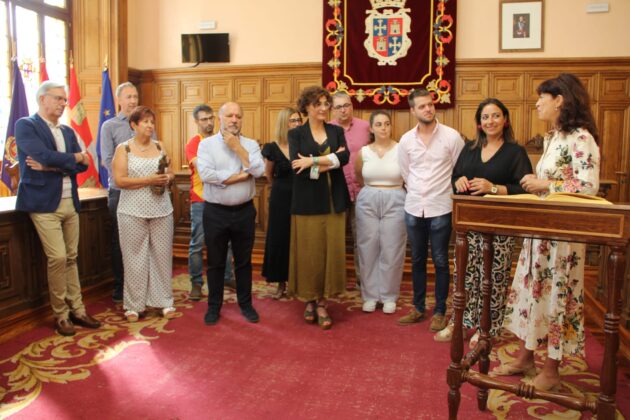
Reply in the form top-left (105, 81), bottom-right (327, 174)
top-left (4, 136), bottom-right (17, 168)
top-left (364, 0), bottom-right (412, 66)
top-left (323, 0), bottom-right (457, 108)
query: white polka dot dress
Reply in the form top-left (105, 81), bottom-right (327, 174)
top-left (118, 142), bottom-right (174, 313)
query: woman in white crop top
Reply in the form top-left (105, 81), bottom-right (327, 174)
top-left (354, 111), bottom-right (406, 314)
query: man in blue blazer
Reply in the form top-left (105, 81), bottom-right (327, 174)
top-left (15, 81), bottom-right (101, 336)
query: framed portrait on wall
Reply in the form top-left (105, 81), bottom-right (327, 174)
top-left (499, 0), bottom-right (544, 52)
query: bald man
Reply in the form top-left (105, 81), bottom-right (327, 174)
top-left (196, 102), bottom-right (265, 325)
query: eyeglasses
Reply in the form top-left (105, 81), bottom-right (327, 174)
top-left (288, 118), bottom-right (302, 123)
top-left (197, 116), bottom-right (214, 122)
top-left (332, 103), bottom-right (352, 111)
top-left (45, 94), bottom-right (68, 104)
top-left (312, 101), bottom-right (331, 109)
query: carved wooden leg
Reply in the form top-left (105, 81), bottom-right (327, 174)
top-left (448, 230), bottom-right (469, 419)
top-left (597, 246), bottom-right (625, 419)
top-left (476, 233), bottom-right (493, 411)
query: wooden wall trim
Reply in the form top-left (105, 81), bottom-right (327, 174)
top-left (138, 62), bottom-right (323, 79)
top-left (131, 57), bottom-right (630, 203)
top-left (132, 57), bottom-right (630, 79)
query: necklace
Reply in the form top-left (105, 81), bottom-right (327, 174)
top-left (133, 138), bottom-right (151, 152)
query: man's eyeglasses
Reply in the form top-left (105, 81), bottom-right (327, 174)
top-left (332, 103), bottom-right (352, 111)
top-left (288, 118), bottom-right (302, 124)
top-left (45, 94), bottom-right (68, 104)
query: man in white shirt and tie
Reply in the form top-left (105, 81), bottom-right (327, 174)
top-left (397, 89), bottom-right (464, 332)
top-left (196, 102), bottom-right (265, 325)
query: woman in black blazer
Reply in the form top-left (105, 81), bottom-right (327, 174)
top-left (288, 86), bottom-right (351, 330)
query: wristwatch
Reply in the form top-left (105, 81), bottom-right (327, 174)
top-left (490, 184), bottom-right (498, 194)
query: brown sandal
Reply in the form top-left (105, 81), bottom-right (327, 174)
top-left (304, 301), bottom-right (316, 324)
top-left (530, 374), bottom-right (561, 392)
top-left (316, 305), bottom-right (332, 330)
top-left (491, 362), bottom-right (536, 377)
top-left (272, 282), bottom-right (286, 300)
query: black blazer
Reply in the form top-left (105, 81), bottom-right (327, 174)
top-left (15, 113), bottom-right (88, 213)
top-left (289, 121), bottom-right (351, 215)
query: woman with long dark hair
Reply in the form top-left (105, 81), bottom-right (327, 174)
top-left (434, 98), bottom-right (532, 344)
top-left (493, 74), bottom-right (601, 392)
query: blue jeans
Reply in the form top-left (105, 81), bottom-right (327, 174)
top-left (405, 211), bottom-right (452, 315)
top-left (189, 202), bottom-right (234, 286)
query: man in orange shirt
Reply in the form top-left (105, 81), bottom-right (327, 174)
top-left (185, 104), bottom-right (235, 300)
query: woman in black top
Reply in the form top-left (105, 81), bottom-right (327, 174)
top-left (261, 107), bottom-right (301, 298)
top-left (288, 86), bottom-right (351, 330)
top-left (434, 98), bottom-right (532, 345)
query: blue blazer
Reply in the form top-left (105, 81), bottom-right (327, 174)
top-left (15, 113), bottom-right (88, 213)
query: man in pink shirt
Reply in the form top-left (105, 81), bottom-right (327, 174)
top-left (330, 92), bottom-right (370, 286)
top-left (397, 89), bottom-right (464, 332)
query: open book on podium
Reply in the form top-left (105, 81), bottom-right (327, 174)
top-left (487, 192), bottom-right (613, 205)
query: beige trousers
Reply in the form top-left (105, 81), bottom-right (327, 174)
top-left (30, 198), bottom-right (85, 320)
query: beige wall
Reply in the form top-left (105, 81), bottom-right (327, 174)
top-left (128, 0), bottom-right (630, 70)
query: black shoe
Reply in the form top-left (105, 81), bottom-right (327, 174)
top-left (204, 310), bottom-right (220, 325)
top-left (240, 306), bottom-right (259, 323)
top-left (224, 279), bottom-right (237, 290)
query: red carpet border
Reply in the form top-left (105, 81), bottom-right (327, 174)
top-left (0, 274), bottom-right (628, 419)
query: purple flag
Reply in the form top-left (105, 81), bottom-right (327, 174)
top-left (1, 60), bottom-right (29, 196)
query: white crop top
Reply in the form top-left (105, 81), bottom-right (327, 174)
top-left (360, 144), bottom-right (403, 187)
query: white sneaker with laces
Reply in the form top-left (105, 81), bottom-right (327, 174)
top-left (382, 301), bottom-right (397, 314)
top-left (362, 300), bottom-right (377, 312)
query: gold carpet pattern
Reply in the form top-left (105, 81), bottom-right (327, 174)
top-left (0, 274), bottom-right (623, 419)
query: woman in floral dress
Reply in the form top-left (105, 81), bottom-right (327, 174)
top-left (493, 74), bottom-right (601, 391)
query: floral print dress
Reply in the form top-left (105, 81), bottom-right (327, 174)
top-left (503, 128), bottom-right (600, 361)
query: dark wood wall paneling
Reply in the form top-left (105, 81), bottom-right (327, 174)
top-left (133, 59), bottom-right (630, 331)
top-left (0, 191), bottom-right (113, 335)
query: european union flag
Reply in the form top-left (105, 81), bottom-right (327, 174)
top-left (1, 60), bottom-right (29, 196)
top-left (96, 68), bottom-right (115, 189)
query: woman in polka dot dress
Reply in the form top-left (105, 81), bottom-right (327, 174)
top-left (112, 106), bottom-right (175, 322)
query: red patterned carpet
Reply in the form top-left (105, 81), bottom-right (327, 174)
top-left (1, 273), bottom-right (629, 419)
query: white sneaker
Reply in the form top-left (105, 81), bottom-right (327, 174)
top-left (124, 310), bottom-right (139, 322)
top-left (362, 300), bottom-right (377, 312)
top-left (382, 301), bottom-right (397, 314)
top-left (162, 307), bottom-right (176, 319)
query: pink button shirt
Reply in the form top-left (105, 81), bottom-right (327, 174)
top-left (398, 121), bottom-right (464, 218)
top-left (331, 117), bottom-right (370, 201)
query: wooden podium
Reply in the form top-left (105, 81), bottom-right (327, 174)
top-left (447, 195), bottom-right (630, 419)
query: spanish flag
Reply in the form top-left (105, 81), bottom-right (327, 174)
top-left (69, 60), bottom-right (101, 188)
